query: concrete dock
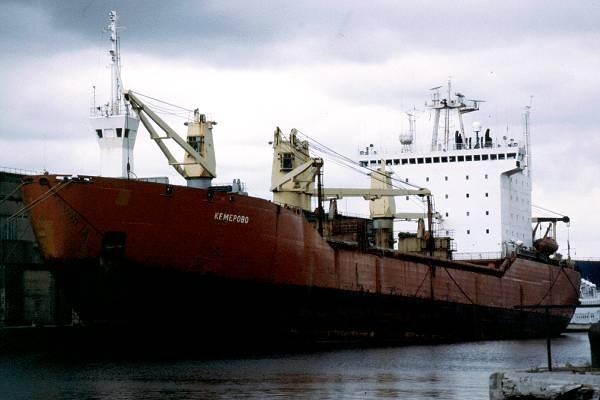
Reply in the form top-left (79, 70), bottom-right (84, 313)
top-left (490, 367), bottom-right (600, 399)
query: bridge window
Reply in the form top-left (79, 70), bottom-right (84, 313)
top-left (465, 155), bottom-right (472, 161)
top-left (474, 155), bottom-right (481, 161)
top-left (280, 152), bottom-right (294, 171)
top-left (96, 129), bottom-right (102, 138)
top-left (116, 128), bottom-right (122, 138)
top-left (482, 154), bottom-right (489, 160)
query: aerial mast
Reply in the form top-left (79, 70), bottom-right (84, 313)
top-left (109, 10), bottom-right (122, 116)
top-left (90, 11), bottom-right (140, 179)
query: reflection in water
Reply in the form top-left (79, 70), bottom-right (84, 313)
top-left (0, 333), bottom-right (591, 400)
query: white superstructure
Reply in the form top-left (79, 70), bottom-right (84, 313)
top-left (358, 83), bottom-right (532, 259)
top-left (90, 11), bottom-right (139, 178)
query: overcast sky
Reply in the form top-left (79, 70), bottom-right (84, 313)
top-left (1, 0), bottom-right (599, 257)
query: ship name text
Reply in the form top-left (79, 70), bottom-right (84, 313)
top-left (214, 212), bottom-right (250, 224)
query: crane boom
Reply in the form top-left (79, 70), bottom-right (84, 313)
top-left (125, 90), bottom-right (217, 187)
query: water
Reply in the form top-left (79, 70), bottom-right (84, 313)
top-left (0, 333), bottom-right (590, 400)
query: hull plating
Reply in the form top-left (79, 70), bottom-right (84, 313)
top-left (22, 175), bottom-right (580, 342)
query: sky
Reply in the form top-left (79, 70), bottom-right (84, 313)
top-left (1, 0), bottom-right (599, 257)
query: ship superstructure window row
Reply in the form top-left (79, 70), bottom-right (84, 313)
top-left (362, 152), bottom-right (517, 167)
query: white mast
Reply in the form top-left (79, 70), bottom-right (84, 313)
top-left (109, 10), bottom-right (122, 116)
top-left (90, 10), bottom-right (140, 178)
top-left (523, 104), bottom-right (532, 176)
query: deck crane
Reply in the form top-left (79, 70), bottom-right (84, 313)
top-left (270, 127), bottom-right (440, 250)
top-left (124, 90), bottom-right (216, 188)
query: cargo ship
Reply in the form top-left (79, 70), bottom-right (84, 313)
top-left (20, 12), bottom-right (580, 344)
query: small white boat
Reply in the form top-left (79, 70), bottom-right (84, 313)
top-left (567, 278), bottom-right (600, 331)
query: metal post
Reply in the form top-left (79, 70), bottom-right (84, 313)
top-left (317, 168), bottom-right (323, 237)
top-left (546, 307), bottom-right (552, 371)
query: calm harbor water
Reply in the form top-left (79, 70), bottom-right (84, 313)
top-left (0, 332), bottom-right (591, 400)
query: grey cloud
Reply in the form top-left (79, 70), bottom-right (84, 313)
top-left (5, 0), bottom-right (600, 66)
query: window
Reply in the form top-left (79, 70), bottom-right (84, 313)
top-left (444, 176), bottom-right (448, 181)
top-left (466, 211), bottom-right (470, 216)
top-left (409, 158), bottom-right (416, 164)
top-left (0, 216), bottom-right (17, 240)
top-left (280, 152), bottom-right (294, 170)
top-left (401, 159), bottom-right (408, 165)
top-left (485, 193), bottom-right (489, 197)
top-left (425, 157), bottom-right (432, 164)
top-left (449, 156), bottom-right (456, 162)
top-left (485, 211), bottom-right (489, 215)
top-left (370, 160), bottom-right (377, 165)
top-left (405, 178), bottom-right (409, 183)
top-left (466, 175), bottom-right (469, 180)
top-left (96, 129), bottom-right (102, 138)
top-left (458, 156), bottom-right (465, 162)
top-left (386, 159), bottom-right (392, 165)
top-left (485, 174), bottom-right (488, 179)
top-left (482, 154), bottom-right (489, 160)
top-left (467, 230), bottom-right (470, 234)
top-left (445, 194), bottom-right (448, 199)
top-left (474, 155), bottom-right (481, 161)
top-left (124, 128), bottom-right (130, 138)
top-left (394, 159), bottom-right (400, 165)
top-left (417, 158), bottom-right (424, 164)
top-left (188, 136), bottom-right (205, 154)
top-left (426, 177), bottom-right (429, 182)
top-left (433, 157), bottom-right (440, 163)
top-left (486, 229), bottom-right (490, 234)
top-left (507, 153), bottom-right (516, 159)
top-left (445, 212), bottom-right (449, 217)
top-left (499, 154), bottom-right (505, 160)
top-left (466, 193), bottom-right (470, 198)
top-left (116, 128), bottom-right (123, 138)
top-left (441, 156), bottom-right (448, 162)
top-left (465, 155), bottom-right (472, 161)
top-left (491, 154), bottom-right (497, 160)
top-left (406, 196), bottom-right (409, 200)
top-left (359, 161), bottom-right (367, 167)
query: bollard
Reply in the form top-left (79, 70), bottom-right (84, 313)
top-left (588, 322), bottom-right (600, 368)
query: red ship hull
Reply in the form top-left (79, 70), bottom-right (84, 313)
top-left (22, 175), bottom-right (580, 343)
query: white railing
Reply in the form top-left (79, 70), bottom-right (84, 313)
top-left (0, 166), bottom-right (43, 176)
top-left (453, 251), bottom-right (503, 261)
top-left (359, 141), bottom-right (524, 158)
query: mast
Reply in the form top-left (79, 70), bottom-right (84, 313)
top-left (109, 10), bottom-right (122, 116)
top-left (90, 10), bottom-right (140, 178)
top-left (523, 104), bottom-right (532, 176)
